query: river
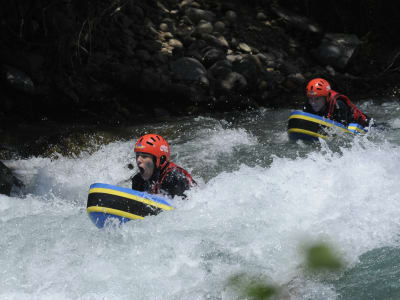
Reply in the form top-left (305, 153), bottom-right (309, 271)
top-left (1, 99), bottom-right (400, 299)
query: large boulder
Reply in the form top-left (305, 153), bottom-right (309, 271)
top-left (313, 33), bottom-right (361, 69)
top-left (0, 161), bottom-right (23, 196)
top-left (270, 4), bottom-right (323, 34)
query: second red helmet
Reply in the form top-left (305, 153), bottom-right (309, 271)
top-left (306, 78), bottom-right (331, 97)
top-left (134, 134), bottom-right (170, 169)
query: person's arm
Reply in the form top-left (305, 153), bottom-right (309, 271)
top-left (160, 170), bottom-right (192, 199)
top-left (333, 99), bottom-right (351, 126)
top-left (303, 102), bottom-right (313, 113)
top-left (131, 173), bottom-right (145, 191)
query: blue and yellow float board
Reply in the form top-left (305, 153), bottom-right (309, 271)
top-left (287, 110), bottom-right (367, 141)
top-left (87, 183), bottom-right (174, 228)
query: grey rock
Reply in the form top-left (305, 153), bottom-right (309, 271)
top-left (160, 23), bottom-right (169, 32)
top-left (170, 57), bottom-right (207, 82)
top-left (196, 20), bottom-right (213, 34)
top-left (238, 43), bottom-right (252, 53)
top-left (219, 72), bottom-right (247, 92)
top-left (185, 8), bottom-right (216, 23)
top-left (271, 4), bottom-right (323, 34)
top-left (0, 161), bottom-right (23, 196)
top-left (202, 48), bottom-right (225, 68)
top-left (1, 65), bottom-right (35, 94)
top-left (169, 39), bottom-right (184, 49)
top-left (225, 10), bottom-right (237, 22)
top-left (313, 33), bottom-right (361, 69)
top-left (214, 21), bottom-right (226, 33)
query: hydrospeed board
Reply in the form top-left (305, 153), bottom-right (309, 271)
top-left (87, 183), bottom-right (173, 228)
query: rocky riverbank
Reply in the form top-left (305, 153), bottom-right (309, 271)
top-left (1, 0), bottom-right (400, 126)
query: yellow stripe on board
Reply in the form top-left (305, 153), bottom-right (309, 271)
top-left (289, 114), bottom-right (352, 134)
top-left (89, 188), bottom-right (174, 211)
top-left (87, 206), bottom-right (144, 220)
top-left (348, 126), bottom-right (366, 133)
top-left (288, 128), bottom-right (327, 139)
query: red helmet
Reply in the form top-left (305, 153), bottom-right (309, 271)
top-left (306, 78), bottom-right (331, 97)
top-left (134, 134), bottom-right (170, 169)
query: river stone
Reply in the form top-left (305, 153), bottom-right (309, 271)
top-left (214, 21), bottom-right (226, 33)
top-left (219, 72), bottom-right (247, 92)
top-left (232, 55), bottom-right (263, 86)
top-left (185, 8), bottom-right (216, 23)
top-left (225, 10), bottom-right (237, 22)
top-left (313, 33), bottom-right (361, 69)
top-left (1, 65), bottom-right (35, 94)
top-left (170, 57), bottom-right (207, 82)
top-left (202, 48), bottom-right (225, 68)
top-left (201, 34), bottom-right (229, 50)
top-left (196, 20), bottom-right (213, 34)
top-left (208, 59), bottom-right (233, 78)
top-left (257, 12), bottom-right (267, 21)
top-left (271, 4), bottom-right (323, 34)
top-left (0, 161), bottom-right (22, 196)
top-left (160, 23), bottom-right (169, 32)
top-left (169, 39), bottom-right (184, 49)
top-left (238, 43), bottom-right (252, 53)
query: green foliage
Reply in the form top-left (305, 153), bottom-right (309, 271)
top-left (228, 273), bottom-right (279, 300)
top-left (227, 241), bottom-right (343, 298)
top-left (305, 242), bottom-right (343, 271)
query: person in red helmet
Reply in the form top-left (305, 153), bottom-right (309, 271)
top-left (304, 78), bottom-right (370, 127)
top-left (131, 134), bottom-right (196, 199)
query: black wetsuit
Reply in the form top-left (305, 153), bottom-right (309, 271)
top-left (131, 162), bottom-right (196, 198)
top-left (304, 99), bottom-right (353, 126)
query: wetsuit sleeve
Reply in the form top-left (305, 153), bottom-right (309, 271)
top-left (131, 173), bottom-right (146, 191)
top-left (332, 99), bottom-right (351, 126)
top-left (303, 102), bottom-right (313, 113)
top-left (160, 169), bottom-right (192, 199)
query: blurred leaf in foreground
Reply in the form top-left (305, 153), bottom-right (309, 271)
top-left (227, 273), bottom-right (279, 300)
top-left (305, 242), bottom-right (343, 271)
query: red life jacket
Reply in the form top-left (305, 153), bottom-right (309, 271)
top-left (152, 162), bottom-right (196, 194)
top-left (327, 90), bottom-right (368, 126)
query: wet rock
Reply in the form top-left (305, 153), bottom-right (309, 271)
top-left (179, 0), bottom-right (201, 9)
top-left (256, 12), bottom-right (267, 21)
top-left (0, 65), bottom-right (35, 94)
top-left (256, 52), bottom-right (278, 68)
top-left (284, 73), bottom-right (306, 90)
top-left (202, 47), bottom-right (225, 68)
top-left (196, 20), bottom-right (213, 34)
top-left (169, 39), bottom-right (184, 49)
top-left (232, 55), bottom-right (263, 87)
top-left (170, 57), bottom-right (207, 82)
top-left (208, 59), bottom-right (232, 78)
top-left (185, 8), bottom-right (216, 23)
top-left (271, 4), bottom-right (323, 34)
top-left (160, 23), bottom-right (169, 32)
top-left (313, 33), bottom-right (361, 69)
top-left (217, 71), bottom-right (247, 93)
top-left (0, 161), bottom-right (23, 196)
top-left (201, 34), bottom-right (229, 50)
top-left (225, 10), bottom-right (237, 23)
top-left (238, 43), bottom-right (252, 53)
top-left (214, 21), bottom-right (226, 33)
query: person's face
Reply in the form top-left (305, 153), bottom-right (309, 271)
top-left (136, 152), bottom-right (155, 180)
top-left (308, 96), bottom-right (326, 112)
